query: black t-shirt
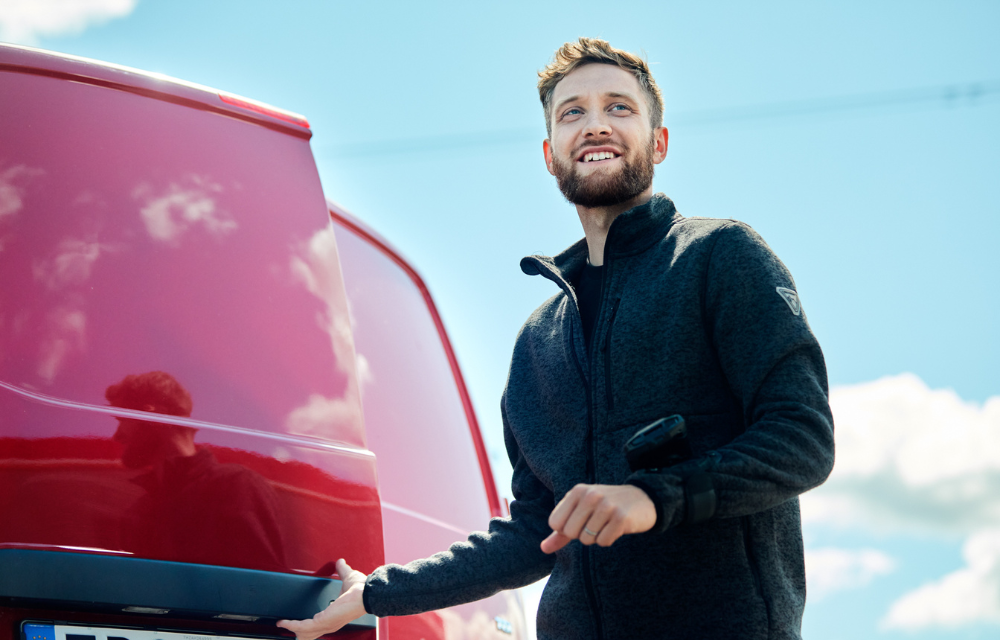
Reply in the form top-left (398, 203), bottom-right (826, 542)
top-left (573, 262), bottom-right (603, 352)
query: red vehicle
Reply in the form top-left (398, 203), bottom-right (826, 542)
top-left (0, 43), bottom-right (524, 640)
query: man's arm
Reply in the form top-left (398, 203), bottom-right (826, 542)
top-left (627, 222), bottom-right (835, 532)
top-left (361, 398), bottom-right (556, 615)
top-left (278, 397), bottom-right (556, 638)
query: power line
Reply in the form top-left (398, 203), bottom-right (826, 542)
top-left (672, 79), bottom-right (1000, 126)
top-left (319, 80), bottom-right (1000, 158)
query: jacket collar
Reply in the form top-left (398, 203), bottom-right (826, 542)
top-left (520, 193), bottom-right (680, 286)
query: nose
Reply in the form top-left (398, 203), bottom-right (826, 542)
top-left (582, 112), bottom-right (612, 139)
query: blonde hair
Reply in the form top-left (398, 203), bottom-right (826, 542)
top-left (538, 37), bottom-right (663, 137)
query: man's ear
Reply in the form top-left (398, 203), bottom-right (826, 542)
top-left (543, 139), bottom-right (555, 176)
top-left (653, 127), bottom-right (669, 165)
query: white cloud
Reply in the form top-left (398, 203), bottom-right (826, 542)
top-left (804, 547), bottom-right (895, 601)
top-left (37, 306), bottom-right (86, 382)
top-left (801, 373), bottom-right (1000, 630)
top-left (285, 226), bottom-right (365, 444)
top-left (0, 164), bottom-right (44, 221)
top-left (133, 176), bottom-right (236, 244)
top-left (32, 238), bottom-right (105, 290)
top-left (355, 352), bottom-right (374, 398)
top-left (284, 393), bottom-right (359, 440)
top-left (0, 0), bottom-right (137, 45)
top-left (882, 529), bottom-right (1000, 630)
top-left (801, 373), bottom-right (1000, 533)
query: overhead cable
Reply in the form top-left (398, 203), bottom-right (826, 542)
top-left (322, 79), bottom-right (1000, 158)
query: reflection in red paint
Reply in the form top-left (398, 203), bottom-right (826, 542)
top-left (103, 371), bottom-right (286, 571)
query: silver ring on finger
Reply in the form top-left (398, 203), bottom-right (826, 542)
top-left (583, 526), bottom-right (600, 537)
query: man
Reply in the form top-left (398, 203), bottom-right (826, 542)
top-left (107, 370), bottom-right (287, 572)
top-left (279, 38), bottom-right (834, 639)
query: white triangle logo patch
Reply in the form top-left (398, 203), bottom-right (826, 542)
top-left (776, 287), bottom-right (801, 316)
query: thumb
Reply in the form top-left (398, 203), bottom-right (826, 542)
top-left (336, 558), bottom-right (353, 578)
top-left (336, 558), bottom-right (366, 590)
top-left (540, 531), bottom-right (571, 554)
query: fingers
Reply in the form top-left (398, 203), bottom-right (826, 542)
top-left (573, 497), bottom-right (617, 543)
top-left (546, 486), bottom-right (582, 532)
top-left (277, 560), bottom-right (368, 640)
top-left (594, 515), bottom-right (627, 547)
top-left (546, 485), bottom-right (597, 548)
top-left (276, 600), bottom-right (349, 640)
top-left (551, 484), bottom-right (615, 545)
top-left (276, 615), bottom-right (328, 640)
top-left (561, 490), bottom-right (600, 539)
top-left (545, 484), bottom-right (655, 551)
top-left (275, 619), bottom-right (313, 637)
top-left (580, 503), bottom-right (616, 546)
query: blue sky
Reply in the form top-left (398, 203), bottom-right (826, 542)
top-left (3, 1), bottom-right (998, 637)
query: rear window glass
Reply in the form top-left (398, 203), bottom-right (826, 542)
top-left (0, 70), bottom-right (364, 447)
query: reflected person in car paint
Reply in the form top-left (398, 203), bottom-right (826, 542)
top-left (107, 371), bottom-right (287, 572)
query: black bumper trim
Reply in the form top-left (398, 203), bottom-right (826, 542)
top-left (0, 549), bottom-right (375, 629)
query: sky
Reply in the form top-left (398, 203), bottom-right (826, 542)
top-left (2, 1), bottom-right (998, 637)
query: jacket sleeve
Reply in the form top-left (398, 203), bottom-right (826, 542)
top-left (628, 221), bottom-right (835, 531)
top-left (363, 395), bottom-right (557, 617)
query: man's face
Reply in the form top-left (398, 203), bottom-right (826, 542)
top-left (543, 63), bottom-right (668, 208)
top-left (113, 416), bottom-right (182, 468)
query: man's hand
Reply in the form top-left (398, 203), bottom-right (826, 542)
top-left (277, 559), bottom-right (368, 640)
top-left (541, 484), bottom-right (656, 554)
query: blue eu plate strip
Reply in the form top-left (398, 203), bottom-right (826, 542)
top-left (22, 624), bottom-right (55, 640)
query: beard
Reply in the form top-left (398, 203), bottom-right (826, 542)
top-left (552, 136), bottom-right (656, 208)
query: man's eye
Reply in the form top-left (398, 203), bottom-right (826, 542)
top-left (562, 108), bottom-right (583, 118)
top-left (610, 104), bottom-right (632, 112)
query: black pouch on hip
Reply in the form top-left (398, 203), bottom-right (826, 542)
top-left (624, 415), bottom-right (716, 524)
top-left (623, 415), bottom-right (691, 472)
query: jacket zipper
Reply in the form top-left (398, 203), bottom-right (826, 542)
top-left (581, 247), bottom-right (617, 640)
top-left (602, 298), bottom-right (620, 411)
top-left (582, 370), bottom-right (603, 640)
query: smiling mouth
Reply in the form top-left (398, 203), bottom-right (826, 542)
top-left (579, 150), bottom-right (621, 163)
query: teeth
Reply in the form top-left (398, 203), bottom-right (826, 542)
top-left (583, 151), bottom-right (616, 162)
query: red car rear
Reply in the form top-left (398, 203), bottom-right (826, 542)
top-left (0, 43), bottom-right (523, 640)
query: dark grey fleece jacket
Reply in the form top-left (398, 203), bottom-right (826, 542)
top-left (364, 194), bottom-right (835, 640)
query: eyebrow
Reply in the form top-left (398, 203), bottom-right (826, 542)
top-left (554, 91), bottom-right (641, 115)
top-left (605, 91), bottom-right (639, 102)
top-left (553, 95), bottom-right (581, 114)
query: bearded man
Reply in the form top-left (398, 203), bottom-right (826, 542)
top-left (280, 37), bottom-right (834, 640)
